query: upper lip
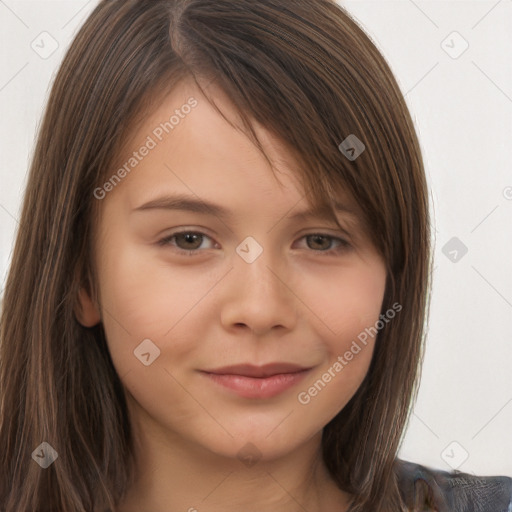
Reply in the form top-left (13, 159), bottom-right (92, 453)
top-left (201, 363), bottom-right (312, 378)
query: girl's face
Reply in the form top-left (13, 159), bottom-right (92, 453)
top-left (78, 78), bottom-right (387, 464)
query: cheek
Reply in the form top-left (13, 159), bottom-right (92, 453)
top-left (297, 257), bottom-right (386, 344)
top-left (95, 232), bottom-right (218, 369)
top-left (294, 259), bottom-right (386, 412)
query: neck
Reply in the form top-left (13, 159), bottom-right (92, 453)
top-left (116, 408), bottom-right (352, 512)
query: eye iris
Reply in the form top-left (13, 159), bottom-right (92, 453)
top-left (176, 233), bottom-right (202, 250)
top-left (308, 235), bottom-right (331, 250)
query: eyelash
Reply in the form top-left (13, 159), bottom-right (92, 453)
top-left (156, 231), bottom-right (351, 257)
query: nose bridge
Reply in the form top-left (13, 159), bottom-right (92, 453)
top-left (221, 236), bottom-right (297, 333)
top-left (235, 238), bottom-right (285, 301)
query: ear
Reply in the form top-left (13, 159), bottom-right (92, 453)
top-left (75, 286), bottom-right (101, 327)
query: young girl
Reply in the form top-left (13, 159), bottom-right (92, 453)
top-left (0, 1), bottom-right (510, 511)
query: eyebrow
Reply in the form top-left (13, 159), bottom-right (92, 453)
top-left (132, 193), bottom-right (357, 222)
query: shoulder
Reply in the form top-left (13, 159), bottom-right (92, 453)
top-left (394, 458), bottom-right (512, 512)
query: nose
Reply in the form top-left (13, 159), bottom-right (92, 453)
top-left (219, 248), bottom-right (298, 337)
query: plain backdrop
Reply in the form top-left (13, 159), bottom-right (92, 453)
top-left (0, 0), bottom-right (511, 476)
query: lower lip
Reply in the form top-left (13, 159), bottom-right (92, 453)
top-left (201, 370), bottom-right (311, 399)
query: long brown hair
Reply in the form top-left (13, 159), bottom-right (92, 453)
top-left (0, 1), bottom-right (432, 510)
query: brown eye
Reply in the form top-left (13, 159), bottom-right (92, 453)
top-left (299, 234), bottom-right (352, 255)
top-left (306, 235), bottom-right (333, 251)
top-left (157, 231), bottom-right (215, 257)
top-left (174, 233), bottom-right (204, 251)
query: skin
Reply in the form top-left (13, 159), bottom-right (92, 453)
top-left (77, 77), bottom-right (387, 512)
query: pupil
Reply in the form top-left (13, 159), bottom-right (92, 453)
top-left (180, 233), bottom-right (201, 249)
top-left (311, 235), bottom-right (329, 250)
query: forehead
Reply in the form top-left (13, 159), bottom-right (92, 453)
top-left (101, 77), bottom-right (367, 234)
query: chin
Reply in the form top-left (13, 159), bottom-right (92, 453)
top-left (193, 422), bottom-right (314, 465)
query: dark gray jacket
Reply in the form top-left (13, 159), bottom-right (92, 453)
top-left (396, 459), bottom-right (512, 511)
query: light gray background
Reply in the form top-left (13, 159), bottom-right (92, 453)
top-left (0, 0), bottom-right (511, 476)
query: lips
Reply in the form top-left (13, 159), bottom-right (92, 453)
top-left (202, 362), bottom-right (311, 378)
top-left (199, 363), bottom-right (312, 399)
